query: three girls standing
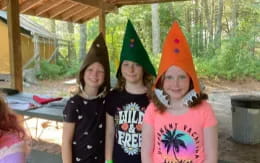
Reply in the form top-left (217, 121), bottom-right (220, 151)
top-left (62, 20), bottom-right (218, 163)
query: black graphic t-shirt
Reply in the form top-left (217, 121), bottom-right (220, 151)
top-left (106, 89), bottom-right (149, 163)
top-left (63, 95), bottom-right (106, 163)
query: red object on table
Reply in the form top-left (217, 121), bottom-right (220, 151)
top-left (33, 95), bottom-right (62, 104)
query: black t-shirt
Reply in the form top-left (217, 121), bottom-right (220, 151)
top-left (106, 89), bottom-right (150, 163)
top-left (63, 95), bottom-right (106, 163)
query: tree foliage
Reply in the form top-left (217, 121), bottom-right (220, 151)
top-left (30, 0), bottom-right (260, 80)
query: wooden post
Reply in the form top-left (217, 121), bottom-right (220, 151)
top-left (99, 9), bottom-right (106, 38)
top-left (7, 0), bottom-right (24, 124)
top-left (7, 0), bottom-right (23, 91)
top-left (33, 34), bottom-right (40, 73)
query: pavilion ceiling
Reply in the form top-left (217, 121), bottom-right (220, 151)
top-left (0, 0), bottom-right (186, 23)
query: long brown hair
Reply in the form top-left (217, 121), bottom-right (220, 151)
top-left (149, 74), bottom-right (208, 113)
top-left (0, 93), bottom-right (26, 138)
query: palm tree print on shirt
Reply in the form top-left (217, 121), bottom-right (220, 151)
top-left (161, 126), bottom-right (187, 163)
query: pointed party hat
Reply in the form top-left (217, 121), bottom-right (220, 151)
top-left (116, 20), bottom-right (156, 77)
top-left (78, 33), bottom-right (110, 92)
top-left (155, 21), bottom-right (200, 93)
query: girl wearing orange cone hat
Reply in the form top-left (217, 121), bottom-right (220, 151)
top-left (141, 22), bottom-right (218, 163)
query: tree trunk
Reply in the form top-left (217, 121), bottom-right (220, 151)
top-left (50, 19), bottom-right (56, 33)
top-left (79, 23), bottom-right (87, 62)
top-left (67, 22), bottom-right (76, 62)
top-left (231, 0), bottom-right (239, 35)
top-left (214, 0), bottom-right (223, 49)
top-left (185, 6), bottom-right (191, 34)
top-left (193, 0), bottom-right (199, 56)
top-left (50, 19), bottom-right (58, 62)
top-left (199, 9), bottom-right (204, 52)
top-left (151, 3), bottom-right (160, 55)
top-left (211, 0), bottom-right (215, 37)
top-left (185, 5), bottom-right (192, 49)
top-left (203, 0), bottom-right (213, 47)
top-left (33, 34), bottom-right (40, 73)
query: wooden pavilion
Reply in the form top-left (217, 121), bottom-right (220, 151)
top-left (0, 0), bottom-right (185, 91)
top-left (0, 10), bottom-right (69, 80)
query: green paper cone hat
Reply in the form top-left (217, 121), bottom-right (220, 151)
top-left (116, 20), bottom-right (156, 78)
top-left (78, 33), bottom-right (110, 93)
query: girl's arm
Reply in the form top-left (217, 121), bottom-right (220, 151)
top-left (105, 113), bottom-right (115, 161)
top-left (62, 122), bottom-right (75, 163)
top-left (0, 141), bottom-right (27, 163)
top-left (141, 122), bottom-right (154, 163)
top-left (204, 125), bottom-right (218, 163)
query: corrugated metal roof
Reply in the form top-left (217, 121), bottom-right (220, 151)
top-left (0, 10), bottom-right (57, 39)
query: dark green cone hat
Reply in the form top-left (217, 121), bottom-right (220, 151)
top-left (116, 20), bottom-right (156, 77)
top-left (78, 33), bottom-right (110, 93)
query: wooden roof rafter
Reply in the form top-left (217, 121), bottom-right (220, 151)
top-left (35, 0), bottom-right (65, 16)
top-left (80, 10), bottom-right (102, 23)
top-left (71, 8), bottom-right (99, 23)
top-left (20, 0), bottom-right (44, 13)
top-left (61, 5), bottom-right (88, 21)
top-left (69, 0), bottom-right (116, 12)
top-left (0, 0), bottom-right (8, 10)
top-left (48, 1), bottom-right (76, 19)
top-left (0, 0), bottom-right (188, 24)
top-left (107, 0), bottom-right (187, 5)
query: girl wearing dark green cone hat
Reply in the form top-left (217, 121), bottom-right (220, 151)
top-left (105, 20), bottom-right (156, 163)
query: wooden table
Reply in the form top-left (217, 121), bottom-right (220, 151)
top-left (7, 93), bottom-right (64, 122)
top-left (7, 93), bottom-right (65, 138)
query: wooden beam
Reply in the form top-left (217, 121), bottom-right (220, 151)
top-left (111, 0), bottom-right (189, 5)
top-left (72, 8), bottom-right (99, 23)
top-left (61, 5), bottom-right (87, 20)
top-left (35, 0), bottom-right (64, 16)
top-left (0, 1), bottom-right (2, 9)
top-left (78, 10), bottom-right (101, 23)
top-left (20, 0), bottom-right (43, 13)
top-left (49, 2), bottom-right (76, 18)
top-left (0, 0), bottom-right (8, 10)
top-left (99, 9), bottom-right (106, 37)
top-left (68, 0), bottom-right (116, 11)
top-left (7, 0), bottom-right (23, 91)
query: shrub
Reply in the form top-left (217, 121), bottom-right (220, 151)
top-left (36, 60), bottom-right (62, 80)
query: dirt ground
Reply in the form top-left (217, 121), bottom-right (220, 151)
top-left (1, 78), bottom-right (260, 163)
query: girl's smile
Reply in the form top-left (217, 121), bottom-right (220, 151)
top-left (163, 65), bottom-right (191, 101)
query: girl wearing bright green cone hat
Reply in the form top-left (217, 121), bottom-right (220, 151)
top-left (105, 20), bottom-right (156, 163)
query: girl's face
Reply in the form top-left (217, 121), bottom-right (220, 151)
top-left (163, 65), bottom-right (191, 101)
top-left (121, 60), bottom-right (144, 84)
top-left (83, 62), bottom-right (105, 89)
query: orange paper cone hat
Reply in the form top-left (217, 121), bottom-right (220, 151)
top-left (155, 21), bottom-right (201, 93)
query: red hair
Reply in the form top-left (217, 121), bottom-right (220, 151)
top-left (0, 94), bottom-right (26, 139)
